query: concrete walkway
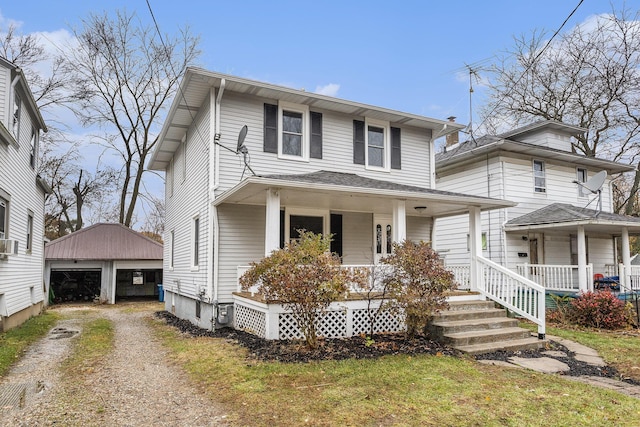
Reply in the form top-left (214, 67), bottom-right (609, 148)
top-left (478, 334), bottom-right (640, 399)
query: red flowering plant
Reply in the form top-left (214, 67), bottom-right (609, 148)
top-left (567, 290), bottom-right (635, 330)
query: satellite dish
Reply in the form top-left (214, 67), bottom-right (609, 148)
top-left (582, 170), bottom-right (607, 193)
top-left (236, 125), bottom-right (248, 153)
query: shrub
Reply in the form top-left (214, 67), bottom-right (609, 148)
top-left (240, 231), bottom-right (363, 349)
top-left (567, 290), bottom-right (635, 330)
top-left (382, 240), bottom-right (456, 338)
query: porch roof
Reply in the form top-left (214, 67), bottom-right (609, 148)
top-left (213, 170), bottom-right (516, 217)
top-left (504, 203), bottom-right (640, 234)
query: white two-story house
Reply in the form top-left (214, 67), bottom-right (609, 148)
top-left (434, 120), bottom-right (640, 294)
top-left (149, 69), bottom-right (550, 338)
top-left (0, 57), bottom-right (49, 331)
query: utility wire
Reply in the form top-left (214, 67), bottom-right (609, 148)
top-left (472, 0), bottom-right (585, 137)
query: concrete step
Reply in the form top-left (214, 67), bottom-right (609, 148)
top-left (455, 337), bottom-right (547, 355)
top-left (432, 308), bottom-right (507, 322)
top-left (429, 317), bottom-right (519, 336)
top-left (446, 300), bottom-right (496, 312)
top-left (441, 327), bottom-right (532, 347)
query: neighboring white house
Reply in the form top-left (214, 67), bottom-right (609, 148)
top-left (147, 69), bottom-right (532, 333)
top-left (434, 120), bottom-right (640, 293)
top-left (0, 57), bottom-right (49, 332)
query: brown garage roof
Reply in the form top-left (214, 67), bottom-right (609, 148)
top-left (45, 223), bottom-right (163, 261)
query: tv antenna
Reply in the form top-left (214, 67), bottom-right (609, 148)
top-left (573, 170), bottom-right (607, 216)
top-left (465, 64), bottom-right (482, 141)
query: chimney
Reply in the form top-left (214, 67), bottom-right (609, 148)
top-left (445, 116), bottom-right (459, 147)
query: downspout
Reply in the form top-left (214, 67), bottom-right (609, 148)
top-left (208, 80), bottom-right (225, 327)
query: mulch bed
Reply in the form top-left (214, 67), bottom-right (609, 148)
top-left (154, 311), bottom-right (640, 385)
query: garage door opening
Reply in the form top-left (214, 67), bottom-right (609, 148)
top-left (116, 269), bottom-right (163, 302)
top-left (50, 270), bottom-right (101, 303)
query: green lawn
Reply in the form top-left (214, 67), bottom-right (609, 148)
top-left (150, 318), bottom-right (640, 427)
top-left (0, 311), bottom-right (60, 377)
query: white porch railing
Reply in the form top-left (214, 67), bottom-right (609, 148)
top-left (478, 257), bottom-right (546, 338)
top-left (445, 265), bottom-right (471, 290)
top-left (618, 264), bottom-right (640, 291)
top-left (516, 263), bottom-right (593, 292)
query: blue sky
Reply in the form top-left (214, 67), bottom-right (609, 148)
top-left (0, 0), bottom-right (627, 129)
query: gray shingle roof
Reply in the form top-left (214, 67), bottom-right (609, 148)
top-left (45, 223), bottom-right (163, 261)
top-left (261, 170), bottom-right (498, 201)
top-left (505, 203), bottom-right (640, 227)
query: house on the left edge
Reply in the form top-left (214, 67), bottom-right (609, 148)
top-left (0, 56), bottom-right (50, 332)
top-left (148, 68), bottom-right (550, 345)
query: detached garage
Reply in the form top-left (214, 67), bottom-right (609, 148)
top-left (44, 223), bottom-right (163, 304)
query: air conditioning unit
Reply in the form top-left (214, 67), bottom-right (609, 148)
top-left (0, 239), bottom-right (19, 255)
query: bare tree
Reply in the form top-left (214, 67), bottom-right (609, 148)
top-left (480, 7), bottom-right (640, 214)
top-left (63, 10), bottom-right (200, 227)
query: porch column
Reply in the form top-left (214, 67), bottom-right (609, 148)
top-left (622, 227), bottom-right (631, 288)
top-left (265, 188), bottom-right (280, 256)
top-left (577, 225), bottom-right (588, 292)
top-left (469, 206), bottom-right (482, 291)
top-left (392, 199), bottom-right (406, 243)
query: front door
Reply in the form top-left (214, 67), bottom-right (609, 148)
top-left (374, 215), bottom-right (392, 263)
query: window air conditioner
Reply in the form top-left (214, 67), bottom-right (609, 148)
top-left (0, 239), bottom-right (19, 255)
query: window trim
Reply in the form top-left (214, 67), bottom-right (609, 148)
top-left (0, 197), bottom-right (8, 240)
top-left (576, 167), bottom-right (588, 198)
top-left (533, 159), bottom-right (546, 194)
top-left (278, 102), bottom-right (310, 162)
top-left (30, 127), bottom-right (38, 169)
top-left (26, 211), bottom-right (34, 254)
top-left (191, 215), bottom-right (200, 270)
top-left (12, 92), bottom-right (21, 142)
top-left (365, 118), bottom-right (390, 172)
top-left (284, 207), bottom-right (329, 243)
top-left (169, 229), bottom-right (175, 270)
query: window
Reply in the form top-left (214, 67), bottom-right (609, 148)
top-left (353, 120), bottom-right (401, 170)
top-left (577, 168), bottom-right (587, 197)
top-left (0, 198), bottom-right (7, 239)
top-left (285, 208), bottom-right (329, 243)
top-left (169, 230), bottom-right (175, 269)
top-left (263, 103), bottom-right (322, 160)
top-left (192, 216), bottom-right (200, 268)
top-left (466, 232), bottom-right (488, 251)
top-left (12, 93), bottom-right (21, 141)
top-left (30, 128), bottom-right (38, 169)
top-left (533, 160), bottom-right (546, 193)
top-left (570, 234), bottom-right (589, 265)
top-left (26, 212), bottom-right (33, 253)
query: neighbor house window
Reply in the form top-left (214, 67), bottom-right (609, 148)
top-left (30, 128), bottom-right (38, 169)
top-left (26, 212), bottom-right (33, 253)
top-left (12, 93), bottom-right (21, 141)
top-left (169, 230), bottom-right (175, 268)
top-left (577, 168), bottom-right (587, 197)
top-left (192, 216), bottom-right (200, 268)
top-left (466, 232), bottom-right (488, 251)
top-left (263, 103), bottom-right (323, 160)
top-left (0, 198), bottom-right (7, 239)
top-left (533, 160), bottom-right (546, 193)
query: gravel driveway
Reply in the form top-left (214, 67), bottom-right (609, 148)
top-left (0, 303), bottom-right (228, 426)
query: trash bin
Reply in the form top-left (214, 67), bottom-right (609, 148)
top-left (157, 284), bottom-right (164, 302)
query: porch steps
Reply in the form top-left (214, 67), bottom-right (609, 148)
top-left (429, 300), bottom-right (546, 355)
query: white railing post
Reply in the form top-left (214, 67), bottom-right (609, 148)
top-left (587, 264), bottom-right (593, 292)
top-left (469, 207), bottom-right (482, 291)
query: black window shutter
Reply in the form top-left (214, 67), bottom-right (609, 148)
top-left (310, 112), bottom-right (323, 159)
top-left (330, 213), bottom-right (343, 258)
top-left (353, 120), bottom-right (365, 165)
top-left (279, 210), bottom-right (285, 249)
top-left (264, 103), bottom-right (278, 153)
top-left (391, 127), bottom-right (401, 169)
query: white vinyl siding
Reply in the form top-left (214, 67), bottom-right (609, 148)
top-left (0, 70), bottom-right (47, 321)
top-left (214, 93), bottom-right (433, 194)
top-left (407, 216), bottom-right (432, 243)
top-left (340, 212), bottom-right (373, 265)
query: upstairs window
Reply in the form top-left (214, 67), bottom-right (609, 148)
top-left (354, 120), bottom-right (401, 170)
top-left (263, 103), bottom-right (322, 160)
top-left (577, 168), bottom-right (587, 197)
top-left (533, 160), bottom-right (546, 193)
top-left (30, 128), bottom-right (38, 169)
top-left (12, 93), bottom-right (21, 141)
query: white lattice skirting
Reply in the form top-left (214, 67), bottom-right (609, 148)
top-left (233, 294), bottom-right (405, 340)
